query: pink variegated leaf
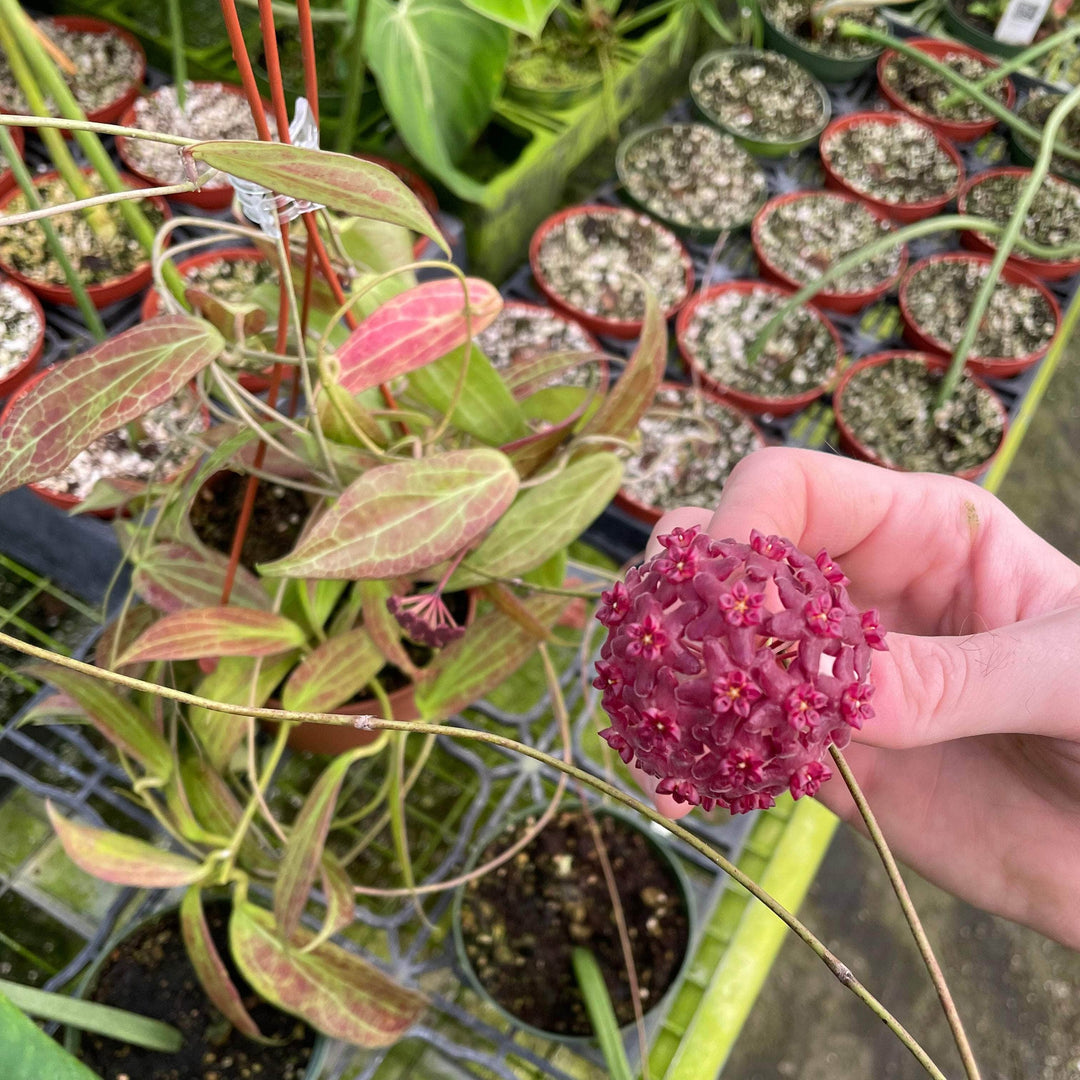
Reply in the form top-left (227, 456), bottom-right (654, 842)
top-left (259, 449), bottom-right (518, 580)
top-left (333, 279), bottom-right (501, 395)
top-left (280, 626), bottom-right (385, 714)
top-left (0, 315), bottom-right (224, 495)
top-left (47, 802), bottom-right (205, 887)
top-left (230, 903), bottom-right (425, 1047)
top-left (132, 542), bottom-right (270, 613)
top-left (116, 608), bottom-right (308, 666)
top-left (303, 853), bottom-right (356, 955)
top-left (359, 581), bottom-right (421, 681)
top-left (93, 605), bottom-right (160, 672)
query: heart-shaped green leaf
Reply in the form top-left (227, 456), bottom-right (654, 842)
top-left (460, 0), bottom-right (559, 36)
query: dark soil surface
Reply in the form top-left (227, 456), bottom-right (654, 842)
top-left (78, 903), bottom-right (316, 1080)
top-left (763, 0), bottom-right (885, 57)
top-left (459, 808), bottom-right (690, 1036)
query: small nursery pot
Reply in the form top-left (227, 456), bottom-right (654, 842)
top-left (958, 167), bottom-right (1080, 282)
top-left (0, 125), bottom-right (24, 200)
top-left (899, 252), bottom-right (1060, 378)
top-left (116, 83), bottom-right (272, 210)
top-left (942, 0), bottom-right (1028, 59)
top-left (0, 275), bottom-right (45, 401)
top-left (688, 48), bottom-right (831, 158)
top-left (452, 802), bottom-right (695, 1045)
top-left (819, 111), bottom-right (965, 224)
top-left (877, 39), bottom-right (1016, 144)
top-left (614, 381), bottom-right (765, 526)
top-left (355, 154), bottom-right (441, 257)
top-left (751, 190), bottom-right (908, 314)
top-left (1010, 93), bottom-right (1080, 184)
top-left (281, 684), bottom-right (416, 756)
top-left (759, 0), bottom-right (884, 83)
top-left (832, 350), bottom-right (1008, 480)
top-left (529, 205), bottom-right (694, 340)
top-left (0, 169), bottom-right (169, 308)
top-left (675, 280), bottom-right (842, 416)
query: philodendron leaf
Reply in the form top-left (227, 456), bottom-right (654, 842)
top-left (448, 452), bottom-right (623, 589)
top-left (116, 608), bottom-right (308, 665)
top-left (46, 802), bottom-right (206, 887)
top-left (0, 990), bottom-right (102, 1080)
top-left (187, 142), bottom-right (447, 254)
top-left (180, 887), bottom-right (264, 1041)
top-left (460, 0), bottom-right (559, 36)
top-left (25, 664), bottom-right (171, 781)
top-left (132, 541), bottom-right (270, 613)
top-left (579, 285), bottom-right (666, 444)
top-left (0, 315), bottom-right (224, 496)
top-left (416, 592), bottom-right (568, 720)
top-left (365, 0), bottom-right (509, 202)
top-left (333, 278), bottom-right (502, 396)
top-left (281, 626), bottom-right (385, 714)
top-left (231, 903), bottom-right (425, 1047)
top-left (259, 449), bottom-right (519, 580)
top-left (274, 742), bottom-right (387, 943)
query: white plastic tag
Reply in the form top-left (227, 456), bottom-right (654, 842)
top-left (994, 0), bottom-right (1052, 45)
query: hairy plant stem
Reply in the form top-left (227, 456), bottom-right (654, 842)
top-left (4, 629), bottom-right (947, 1080)
top-left (831, 746), bottom-right (980, 1080)
top-left (0, 125), bottom-right (104, 338)
top-left (936, 83), bottom-right (1080, 407)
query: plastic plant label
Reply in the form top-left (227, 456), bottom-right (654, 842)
top-left (994, 0), bottom-right (1052, 45)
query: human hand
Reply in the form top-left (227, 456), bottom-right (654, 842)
top-left (643, 447), bottom-right (1080, 949)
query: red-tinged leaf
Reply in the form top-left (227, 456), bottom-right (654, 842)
top-left (117, 608), bottom-right (308, 665)
top-left (259, 449), bottom-right (519, 580)
top-left (180, 887), bottom-right (264, 1041)
top-left (15, 691), bottom-right (83, 728)
top-left (0, 316), bottom-right (224, 496)
top-left (230, 903), bottom-right (425, 1047)
top-left (360, 581), bottom-right (421, 682)
top-left (280, 626), bottom-right (385, 714)
top-left (187, 141), bottom-right (447, 254)
top-left (501, 350), bottom-right (609, 399)
top-left (93, 605), bottom-right (160, 672)
top-left (579, 285), bottom-right (666, 444)
top-left (132, 542), bottom-right (270, 614)
top-left (333, 279), bottom-right (501, 395)
top-left (304, 853), bottom-right (356, 955)
top-left (25, 664), bottom-right (171, 780)
top-left (449, 452), bottom-right (623, 589)
top-left (274, 742), bottom-right (387, 943)
top-left (188, 652), bottom-right (299, 770)
top-left (415, 593), bottom-right (569, 720)
top-left (46, 802), bottom-right (205, 887)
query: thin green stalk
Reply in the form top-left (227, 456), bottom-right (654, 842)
top-left (166, 0), bottom-right (188, 109)
top-left (335, 0), bottom-right (368, 153)
top-left (0, 182), bottom-right (201, 226)
top-left (3, 629), bottom-right (948, 1080)
top-left (0, 127), bottom-right (105, 339)
top-left (936, 83), bottom-right (1080, 407)
top-left (572, 949), bottom-right (635, 1080)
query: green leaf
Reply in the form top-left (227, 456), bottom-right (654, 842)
top-left (230, 903), bottom-right (425, 1047)
top-left (408, 344), bottom-right (529, 446)
top-left (416, 592), bottom-right (568, 719)
top-left (0, 989), bottom-right (107, 1080)
top-left (360, 581), bottom-right (422, 681)
top-left (117, 608), bottom-right (308, 665)
top-left (460, 0), bottom-right (559, 36)
top-left (187, 142), bottom-right (447, 254)
top-left (259, 449), bottom-right (519, 580)
top-left (46, 802), bottom-right (205, 888)
top-left (365, 0), bottom-right (509, 201)
top-left (180, 888), bottom-right (264, 1041)
top-left (448, 453), bottom-right (623, 588)
top-left (0, 315), bottom-right (223, 496)
top-left (281, 626), bottom-right (386, 714)
top-left (274, 743), bottom-right (385, 942)
top-left (132, 541), bottom-right (270, 613)
top-left (26, 665), bottom-right (171, 781)
top-left (304, 853), bottom-right (357, 955)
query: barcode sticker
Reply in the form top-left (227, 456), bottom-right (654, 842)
top-left (994, 0), bottom-right (1052, 44)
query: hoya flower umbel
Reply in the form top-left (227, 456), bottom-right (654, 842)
top-left (595, 527), bottom-right (887, 814)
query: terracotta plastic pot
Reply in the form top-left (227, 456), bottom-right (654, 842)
top-left (529, 205), bottom-right (694, 340)
top-left (759, 4), bottom-right (883, 83)
top-left (877, 39), bottom-right (1015, 144)
top-left (957, 167), bottom-right (1080, 282)
top-left (0, 125), bottom-right (24, 200)
top-left (819, 111), bottom-right (966, 224)
top-left (751, 191), bottom-right (908, 314)
top-left (0, 169), bottom-right (169, 308)
top-left (0, 275), bottom-right (45, 401)
top-left (116, 83), bottom-right (271, 211)
top-left (899, 252), bottom-right (1061, 378)
top-left (675, 281), bottom-right (842, 416)
top-left (832, 350), bottom-right (1007, 480)
top-left (614, 380), bottom-right (765, 526)
top-left (280, 684), bottom-right (415, 756)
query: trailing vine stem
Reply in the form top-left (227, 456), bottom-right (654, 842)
top-left (0, 627), bottom-right (948, 1080)
top-left (831, 746), bottom-right (980, 1080)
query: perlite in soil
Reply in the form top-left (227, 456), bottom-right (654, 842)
top-left (964, 172), bottom-right (1080, 262)
top-left (475, 303), bottom-right (596, 371)
top-left (1015, 92), bottom-right (1080, 183)
top-left (881, 49), bottom-right (1009, 125)
top-left (0, 279), bottom-right (41, 385)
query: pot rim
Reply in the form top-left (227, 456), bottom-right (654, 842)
top-left (140, 244), bottom-right (267, 321)
top-left (0, 273), bottom-right (46, 401)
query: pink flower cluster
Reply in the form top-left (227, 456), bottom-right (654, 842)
top-left (595, 527), bottom-right (887, 814)
top-left (387, 591), bottom-right (465, 649)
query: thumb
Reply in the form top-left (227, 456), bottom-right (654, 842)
top-left (858, 604), bottom-right (1080, 748)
